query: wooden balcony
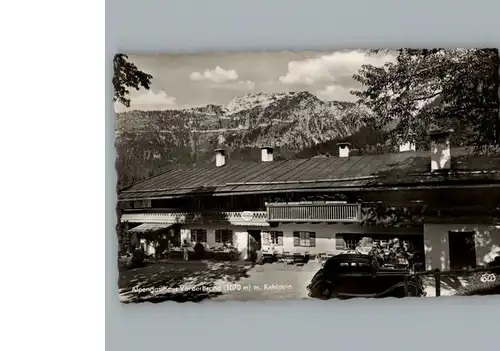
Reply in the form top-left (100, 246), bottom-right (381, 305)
top-left (266, 202), bottom-right (362, 223)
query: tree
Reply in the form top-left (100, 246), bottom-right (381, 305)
top-left (115, 110), bottom-right (199, 189)
top-left (113, 54), bottom-right (153, 108)
top-left (351, 49), bottom-right (500, 150)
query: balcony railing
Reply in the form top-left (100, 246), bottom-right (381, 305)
top-left (266, 202), bottom-right (362, 223)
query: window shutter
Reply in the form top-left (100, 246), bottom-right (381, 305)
top-left (201, 230), bottom-right (207, 242)
top-left (190, 230), bottom-right (196, 242)
top-left (309, 232), bottom-right (316, 247)
top-left (277, 233), bottom-right (284, 246)
top-left (215, 230), bottom-right (221, 243)
top-left (293, 232), bottom-right (300, 247)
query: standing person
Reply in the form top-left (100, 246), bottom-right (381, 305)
top-left (129, 233), bottom-right (139, 254)
top-left (182, 239), bottom-right (189, 261)
top-left (166, 239), bottom-right (171, 259)
top-left (256, 248), bottom-right (263, 265)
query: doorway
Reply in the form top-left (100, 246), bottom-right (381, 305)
top-left (448, 231), bottom-right (477, 269)
top-left (247, 230), bottom-right (261, 260)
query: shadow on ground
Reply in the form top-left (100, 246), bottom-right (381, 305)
top-left (423, 272), bottom-right (500, 296)
top-left (424, 275), bottom-right (465, 292)
top-left (455, 272), bottom-right (500, 296)
top-left (118, 260), bottom-right (253, 303)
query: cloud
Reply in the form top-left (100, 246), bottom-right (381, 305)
top-left (278, 51), bottom-right (395, 85)
top-left (114, 90), bottom-right (177, 112)
top-left (189, 66), bottom-right (238, 83)
top-left (316, 84), bottom-right (357, 102)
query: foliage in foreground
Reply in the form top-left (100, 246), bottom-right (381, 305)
top-left (352, 49), bottom-right (500, 150)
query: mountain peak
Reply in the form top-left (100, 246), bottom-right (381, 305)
top-left (226, 91), bottom-right (295, 114)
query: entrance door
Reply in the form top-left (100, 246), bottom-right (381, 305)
top-left (448, 231), bottom-right (477, 269)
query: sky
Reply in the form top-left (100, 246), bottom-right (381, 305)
top-left (114, 50), bottom-right (396, 113)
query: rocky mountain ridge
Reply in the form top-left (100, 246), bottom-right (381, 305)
top-left (116, 91), bottom-right (368, 147)
top-left (115, 91), bottom-right (374, 186)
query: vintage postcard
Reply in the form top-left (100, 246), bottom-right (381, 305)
top-left (114, 49), bottom-right (500, 303)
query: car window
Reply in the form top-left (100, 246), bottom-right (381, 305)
top-left (328, 260), bottom-right (373, 274)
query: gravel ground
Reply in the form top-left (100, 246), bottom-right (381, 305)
top-left (118, 260), bottom-right (321, 303)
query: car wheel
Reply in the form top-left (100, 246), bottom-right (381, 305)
top-left (314, 281), bottom-right (332, 300)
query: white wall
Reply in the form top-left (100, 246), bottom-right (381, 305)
top-left (423, 224), bottom-right (500, 271)
top-left (234, 231), bottom-right (249, 260)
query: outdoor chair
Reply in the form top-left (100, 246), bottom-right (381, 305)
top-left (275, 252), bottom-right (284, 263)
top-left (282, 251), bottom-right (293, 265)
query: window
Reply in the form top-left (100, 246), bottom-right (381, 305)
top-left (118, 201), bottom-right (132, 209)
top-left (336, 234), bottom-right (360, 250)
top-left (215, 229), bottom-right (233, 244)
top-left (345, 237), bottom-right (360, 250)
top-left (133, 200), bottom-right (151, 208)
top-left (293, 231), bottom-right (316, 247)
top-left (336, 260), bottom-right (372, 274)
top-left (269, 231), bottom-right (283, 245)
top-left (190, 229), bottom-right (207, 243)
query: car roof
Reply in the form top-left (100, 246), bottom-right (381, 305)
top-left (326, 253), bottom-right (373, 263)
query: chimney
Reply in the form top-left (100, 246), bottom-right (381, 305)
top-left (399, 133), bottom-right (416, 152)
top-left (215, 149), bottom-right (226, 167)
top-left (429, 129), bottom-right (453, 171)
top-left (261, 147), bottom-right (274, 162)
top-left (337, 142), bottom-right (351, 158)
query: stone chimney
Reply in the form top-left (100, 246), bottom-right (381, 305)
top-left (261, 147), bottom-right (274, 162)
top-left (337, 142), bottom-right (351, 158)
top-left (215, 149), bottom-right (226, 167)
top-left (429, 129), bottom-right (453, 171)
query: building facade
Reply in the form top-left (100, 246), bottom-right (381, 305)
top-left (118, 130), bottom-right (500, 271)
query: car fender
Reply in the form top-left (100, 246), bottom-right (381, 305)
top-left (310, 278), bottom-right (333, 290)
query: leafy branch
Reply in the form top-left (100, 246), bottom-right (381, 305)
top-left (113, 54), bottom-right (153, 108)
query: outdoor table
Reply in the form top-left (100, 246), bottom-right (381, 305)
top-left (293, 253), bottom-right (306, 265)
top-left (261, 250), bottom-right (278, 263)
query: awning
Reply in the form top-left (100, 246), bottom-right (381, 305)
top-left (126, 223), bottom-right (173, 233)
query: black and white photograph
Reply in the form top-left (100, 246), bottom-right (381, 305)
top-left (113, 49), bottom-right (500, 304)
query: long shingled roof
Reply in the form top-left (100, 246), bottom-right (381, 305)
top-left (118, 147), bottom-right (500, 201)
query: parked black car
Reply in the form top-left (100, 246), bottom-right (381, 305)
top-left (307, 253), bottom-right (426, 299)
